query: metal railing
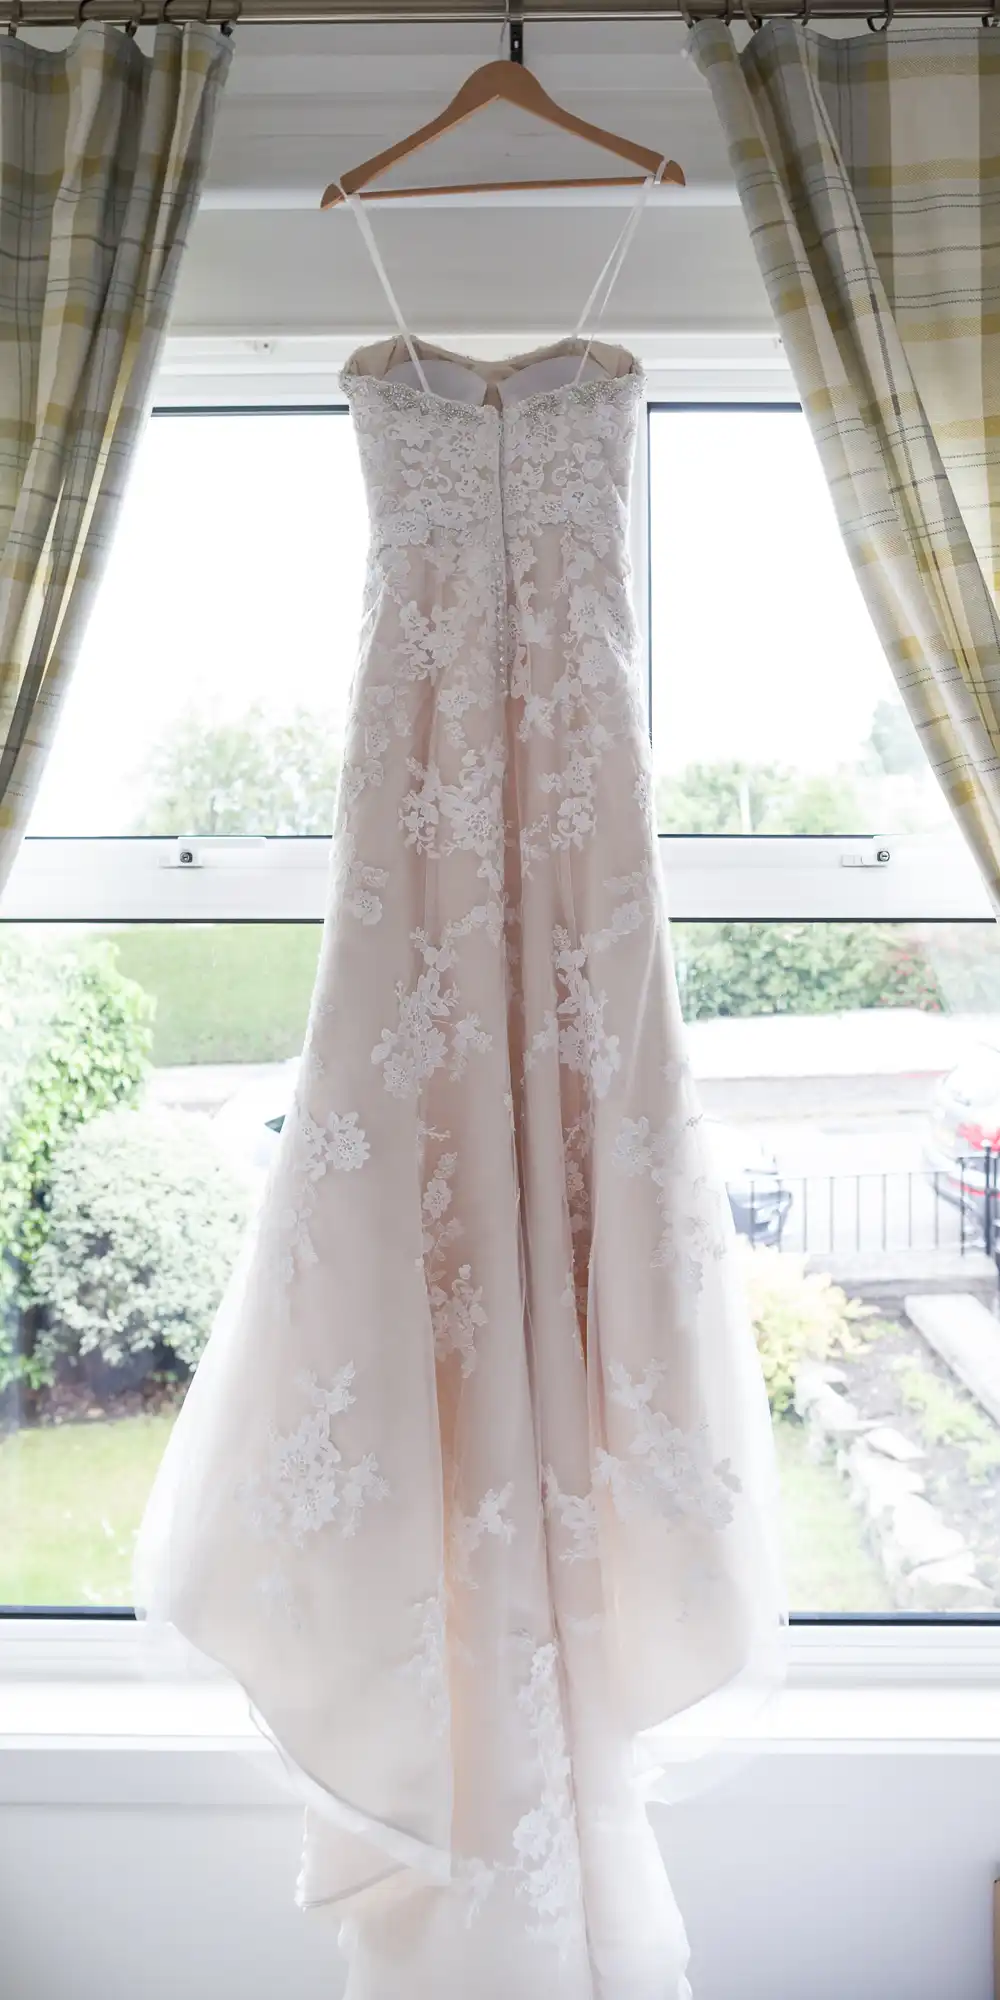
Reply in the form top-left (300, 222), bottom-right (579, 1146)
top-left (742, 1149), bottom-right (1000, 1262)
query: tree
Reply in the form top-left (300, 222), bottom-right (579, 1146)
top-left (866, 698), bottom-right (926, 777)
top-left (656, 760), bottom-right (863, 836)
top-left (134, 705), bottom-right (341, 836)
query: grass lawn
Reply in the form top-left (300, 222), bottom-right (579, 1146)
top-left (0, 1412), bottom-right (175, 1606)
top-left (1, 1402), bottom-right (890, 1613)
top-left (97, 923), bottom-right (322, 1067)
top-left (774, 1418), bottom-right (891, 1612)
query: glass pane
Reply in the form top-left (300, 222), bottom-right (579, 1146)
top-left (0, 922), bottom-right (320, 1607)
top-left (28, 410), bottom-right (366, 838)
top-left (680, 919), bottom-right (1000, 1614)
top-left (649, 407), bottom-right (951, 839)
top-left (4, 918), bottom-right (998, 1615)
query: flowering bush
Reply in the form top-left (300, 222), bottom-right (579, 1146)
top-left (30, 1105), bottom-right (252, 1380)
top-left (740, 1244), bottom-right (871, 1417)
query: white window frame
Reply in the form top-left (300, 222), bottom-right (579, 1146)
top-left (1, 330), bottom-right (998, 1687)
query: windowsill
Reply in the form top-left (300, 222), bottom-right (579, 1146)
top-left (1, 1624), bottom-right (998, 1807)
top-left (1, 1668), bottom-right (999, 1810)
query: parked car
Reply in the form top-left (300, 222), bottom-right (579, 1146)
top-left (926, 1041), bottom-right (1000, 1247)
top-left (213, 1067), bottom-right (792, 1249)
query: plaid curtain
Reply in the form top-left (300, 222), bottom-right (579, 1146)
top-left (693, 20), bottom-right (1000, 907)
top-left (0, 22), bottom-right (231, 891)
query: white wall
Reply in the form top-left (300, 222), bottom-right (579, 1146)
top-left (1, 1749), bottom-right (997, 2000)
top-left (167, 20), bottom-right (772, 338)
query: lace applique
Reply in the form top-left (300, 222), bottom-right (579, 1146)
top-left (595, 1362), bottom-right (740, 1531)
top-left (344, 860), bottom-right (389, 926)
top-left (451, 1483), bottom-right (515, 1587)
top-left (506, 373), bottom-right (644, 865)
top-left (372, 932), bottom-right (492, 1098)
top-left (401, 1590), bottom-right (450, 1739)
top-left (542, 1467), bottom-right (599, 1563)
top-left (278, 1107), bottom-right (370, 1278)
top-left (419, 1135), bottom-right (489, 1376)
top-left (400, 735), bottom-right (506, 895)
top-left (510, 1640), bottom-right (582, 1949)
top-left (612, 1064), bottom-right (728, 1283)
top-left (240, 1366), bottom-right (389, 1547)
top-left (526, 926), bottom-right (620, 1099)
top-left (336, 379), bottom-right (505, 835)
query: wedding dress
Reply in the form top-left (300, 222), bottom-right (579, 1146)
top-left (137, 191), bottom-right (784, 1999)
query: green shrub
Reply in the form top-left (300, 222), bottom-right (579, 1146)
top-left (0, 936), bottom-right (154, 1389)
top-left (673, 921), bottom-right (943, 1023)
top-left (101, 924), bottom-right (322, 1067)
top-left (740, 1244), bottom-right (871, 1417)
top-left (30, 1105), bottom-right (252, 1379)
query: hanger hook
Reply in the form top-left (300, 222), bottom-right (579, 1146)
top-left (6, 0), bottom-right (21, 33)
top-left (867, 0), bottom-right (893, 29)
top-left (797, 0), bottom-right (812, 22)
top-left (742, 0), bottom-right (764, 27)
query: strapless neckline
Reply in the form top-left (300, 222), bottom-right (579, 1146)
top-left (341, 335), bottom-right (643, 417)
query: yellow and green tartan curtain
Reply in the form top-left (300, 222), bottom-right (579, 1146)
top-left (0, 22), bottom-right (231, 892)
top-left (693, 20), bottom-right (1000, 906)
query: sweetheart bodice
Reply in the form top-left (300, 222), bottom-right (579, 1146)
top-left (342, 336), bottom-right (643, 563)
top-left (341, 335), bottom-right (642, 415)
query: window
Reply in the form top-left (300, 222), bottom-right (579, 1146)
top-left (649, 406), bottom-right (951, 839)
top-left (29, 407), bottom-right (366, 839)
top-left (1, 358), bottom-right (996, 1630)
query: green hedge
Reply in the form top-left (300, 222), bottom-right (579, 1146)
top-left (31, 1105), bottom-right (252, 1379)
top-left (0, 937), bottom-right (153, 1390)
top-left (673, 922), bottom-right (944, 1022)
top-left (101, 924), bottom-right (322, 1066)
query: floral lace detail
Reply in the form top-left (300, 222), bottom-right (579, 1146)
top-left (451, 1483), bottom-right (515, 1587)
top-left (595, 1362), bottom-right (740, 1531)
top-left (277, 1106), bottom-right (370, 1279)
top-left (344, 860), bottom-right (389, 926)
top-left (506, 372), bottom-right (645, 866)
top-left (510, 1640), bottom-right (582, 1949)
top-left (372, 931), bottom-right (492, 1098)
top-left (400, 736), bottom-right (506, 897)
top-left (542, 1467), bottom-right (599, 1563)
top-left (419, 1133), bottom-right (489, 1376)
top-left (339, 371), bottom-right (505, 840)
top-left (525, 879), bottom-right (651, 1102)
top-left (612, 1059), bottom-right (729, 1284)
top-left (526, 926), bottom-right (620, 1100)
top-left (240, 1365), bottom-right (389, 1547)
top-left (401, 1589), bottom-right (450, 1738)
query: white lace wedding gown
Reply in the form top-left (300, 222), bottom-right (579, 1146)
top-left (138, 263), bottom-right (784, 1999)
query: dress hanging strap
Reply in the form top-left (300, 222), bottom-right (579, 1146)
top-left (337, 184), bottom-right (432, 395)
top-left (572, 161), bottom-right (664, 384)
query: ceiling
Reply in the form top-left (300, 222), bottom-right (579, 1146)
top-left (169, 19), bottom-right (775, 336)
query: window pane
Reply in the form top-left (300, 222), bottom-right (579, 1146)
top-left (681, 919), bottom-right (1000, 1615)
top-left (649, 408), bottom-right (951, 839)
top-left (4, 917), bottom-right (998, 1615)
top-left (28, 411), bottom-right (366, 839)
top-left (0, 922), bottom-right (319, 1607)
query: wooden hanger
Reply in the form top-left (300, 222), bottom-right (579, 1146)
top-left (320, 29), bottom-right (684, 210)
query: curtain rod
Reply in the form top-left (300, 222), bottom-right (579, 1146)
top-left (1, 0), bottom-right (996, 23)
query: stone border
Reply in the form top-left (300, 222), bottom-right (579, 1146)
top-left (793, 1360), bottom-right (995, 1611)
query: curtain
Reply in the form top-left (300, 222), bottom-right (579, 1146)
top-left (0, 22), bottom-right (231, 892)
top-left (693, 20), bottom-right (1000, 907)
